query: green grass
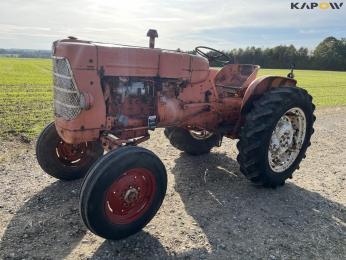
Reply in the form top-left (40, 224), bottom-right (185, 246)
top-left (0, 57), bottom-right (345, 140)
top-left (258, 69), bottom-right (346, 107)
top-left (0, 58), bottom-right (53, 140)
top-left (0, 58), bottom-right (52, 85)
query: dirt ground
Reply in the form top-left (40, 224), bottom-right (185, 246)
top-left (0, 107), bottom-right (345, 260)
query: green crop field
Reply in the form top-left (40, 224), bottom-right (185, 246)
top-left (0, 58), bottom-right (53, 141)
top-left (0, 57), bottom-right (345, 141)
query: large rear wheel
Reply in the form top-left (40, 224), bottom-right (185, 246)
top-left (164, 127), bottom-right (221, 155)
top-left (80, 146), bottom-right (167, 240)
top-left (36, 122), bottom-right (104, 180)
top-left (237, 86), bottom-right (315, 187)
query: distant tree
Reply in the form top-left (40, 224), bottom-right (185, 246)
top-left (313, 36), bottom-right (346, 70)
top-left (0, 49), bottom-right (50, 58)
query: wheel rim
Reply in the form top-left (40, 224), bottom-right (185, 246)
top-left (104, 168), bottom-right (156, 224)
top-left (189, 130), bottom-right (213, 140)
top-left (56, 140), bottom-right (89, 166)
top-left (268, 107), bottom-right (307, 173)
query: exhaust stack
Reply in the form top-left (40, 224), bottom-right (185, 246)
top-left (147, 29), bottom-right (158, 48)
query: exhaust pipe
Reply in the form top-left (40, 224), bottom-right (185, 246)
top-left (147, 29), bottom-right (158, 48)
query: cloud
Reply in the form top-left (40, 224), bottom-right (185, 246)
top-left (0, 24), bottom-right (51, 32)
top-left (0, 0), bottom-right (345, 50)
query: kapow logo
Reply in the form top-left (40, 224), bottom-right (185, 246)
top-left (291, 2), bottom-right (344, 9)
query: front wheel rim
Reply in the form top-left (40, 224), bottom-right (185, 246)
top-left (268, 107), bottom-right (307, 173)
top-left (56, 140), bottom-right (89, 166)
top-left (104, 168), bottom-right (156, 224)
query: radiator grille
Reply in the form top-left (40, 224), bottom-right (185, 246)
top-left (53, 58), bottom-right (81, 120)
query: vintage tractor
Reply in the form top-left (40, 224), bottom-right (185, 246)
top-left (36, 30), bottom-right (315, 240)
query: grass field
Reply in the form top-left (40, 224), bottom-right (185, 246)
top-left (0, 57), bottom-right (345, 140)
top-left (0, 58), bottom-right (53, 140)
top-left (258, 69), bottom-right (346, 107)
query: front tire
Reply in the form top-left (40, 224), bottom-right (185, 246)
top-left (237, 86), bottom-right (315, 187)
top-left (36, 122), bottom-right (104, 180)
top-left (80, 146), bottom-right (167, 240)
top-left (164, 127), bottom-right (221, 155)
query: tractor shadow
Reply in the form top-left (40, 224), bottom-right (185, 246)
top-left (91, 231), bottom-right (169, 259)
top-left (92, 152), bottom-right (346, 259)
top-left (169, 152), bottom-right (346, 258)
top-left (0, 177), bottom-right (168, 260)
top-left (0, 180), bottom-right (85, 259)
top-left (1, 152), bottom-right (345, 259)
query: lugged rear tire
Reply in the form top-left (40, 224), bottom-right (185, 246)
top-left (164, 127), bottom-right (221, 155)
top-left (237, 86), bottom-right (315, 187)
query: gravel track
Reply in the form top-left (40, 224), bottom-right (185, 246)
top-left (0, 106), bottom-right (345, 259)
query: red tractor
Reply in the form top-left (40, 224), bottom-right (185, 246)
top-left (36, 30), bottom-right (315, 240)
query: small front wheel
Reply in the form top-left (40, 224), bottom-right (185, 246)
top-left (36, 122), bottom-right (104, 180)
top-left (80, 146), bottom-right (167, 240)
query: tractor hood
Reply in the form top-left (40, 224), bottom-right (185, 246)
top-left (53, 38), bottom-right (209, 83)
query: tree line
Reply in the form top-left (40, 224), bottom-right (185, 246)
top-left (192, 36), bottom-right (346, 71)
top-left (0, 49), bottom-right (50, 58)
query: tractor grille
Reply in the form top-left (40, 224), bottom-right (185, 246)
top-left (53, 57), bottom-right (81, 120)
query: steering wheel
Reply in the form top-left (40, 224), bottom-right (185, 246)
top-left (195, 46), bottom-right (232, 64)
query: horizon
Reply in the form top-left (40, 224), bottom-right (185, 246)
top-left (0, 35), bottom-right (340, 52)
top-left (0, 0), bottom-right (345, 50)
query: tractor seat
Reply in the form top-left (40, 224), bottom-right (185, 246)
top-left (215, 64), bottom-right (259, 89)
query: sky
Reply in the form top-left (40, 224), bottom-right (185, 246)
top-left (0, 0), bottom-right (345, 51)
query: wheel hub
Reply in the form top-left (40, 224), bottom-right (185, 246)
top-left (268, 107), bottom-right (307, 173)
top-left (270, 116), bottom-right (294, 155)
top-left (56, 140), bottom-right (88, 165)
top-left (104, 168), bottom-right (156, 224)
top-left (124, 187), bottom-right (139, 204)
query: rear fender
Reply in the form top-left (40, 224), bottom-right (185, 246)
top-left (229, 76), bottom-right (296, 138)
top-left (241, 76), bottom-right (297, 113)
